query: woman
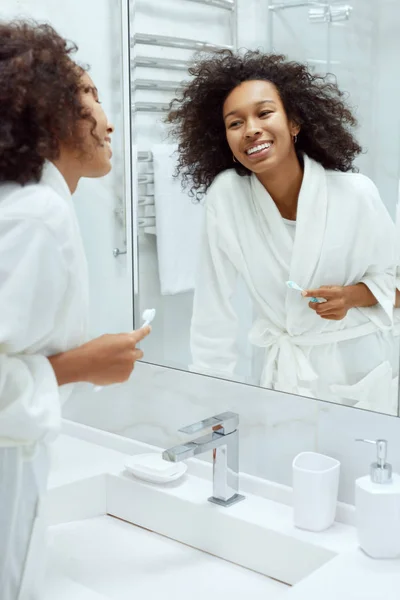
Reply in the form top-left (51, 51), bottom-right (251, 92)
top-left (168, 50), bottom-right (396, 409)
top-left (0, 21), bottom-right (149, 599)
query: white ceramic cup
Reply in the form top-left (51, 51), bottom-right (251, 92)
top-left (292, 452), bottom-right (340, 532)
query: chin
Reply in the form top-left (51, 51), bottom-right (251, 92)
top-left (102, 161), bottom-right (113, 175)
top-left (88, 161), bottom-right (113, 178)
top-left (243, 161), bottom-right (269, 175)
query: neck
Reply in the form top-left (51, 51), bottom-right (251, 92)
top-left (51, 156), bottom-right (81, 194)
top-left (256, 152), bottom-right (303, 220)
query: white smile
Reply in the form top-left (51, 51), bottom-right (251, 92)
top-left (246, 142), bottom-right (272, 156)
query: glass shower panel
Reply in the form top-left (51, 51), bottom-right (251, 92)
top-left (267, 1), bottom-right (330, 71)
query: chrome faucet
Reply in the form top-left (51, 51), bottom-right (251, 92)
top-left (162, 411), bottom-right (245, 507)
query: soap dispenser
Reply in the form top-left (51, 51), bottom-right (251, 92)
top-left (355, 438), bottom-right (400, 559)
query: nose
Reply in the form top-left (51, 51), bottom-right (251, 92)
top-left (244, 119), bottom-right (262, 139)
top-left (107, 122), bottom-right (115, 135)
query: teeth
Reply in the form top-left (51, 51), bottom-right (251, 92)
top-left (246, 142), bottom-right (272, 155)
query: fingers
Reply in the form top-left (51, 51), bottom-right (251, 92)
top-left (303, 287), bottom-right (335, 300)
top-left (314, 302), bottom-right (338, 315)
top-left (319, 314), bottom-right (343, 321)
top-left (309, 302), bottom-right (335, 315)
top-left (308, 299), bottom-right (347, 320)
top-left (133, 348), bottom-right (144, 361)
top-left (130, 325), bottom-right (151, 344)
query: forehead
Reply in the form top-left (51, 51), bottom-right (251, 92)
top-left (223, 80), bottom-right (281, 115)
top-left (80, 71), bottom-right (95, 87)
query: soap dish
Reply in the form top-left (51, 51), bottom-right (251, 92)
top-left (125, 453), bottom-right (187, 484)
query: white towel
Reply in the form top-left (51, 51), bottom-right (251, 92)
top-left (152, 144), bottom-right (204, 295)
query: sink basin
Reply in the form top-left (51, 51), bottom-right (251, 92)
top-left (44, 515), bottom-right (289, 599)
top-left (41, 424), bottom-right (400, 600)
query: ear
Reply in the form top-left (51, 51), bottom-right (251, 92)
top-left (290, 121), bottom-right (301, 137)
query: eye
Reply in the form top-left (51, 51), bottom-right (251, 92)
top-left (260, 110), bottom-right (273, 118)
top-left (228, 120), bottom-right (241, 129)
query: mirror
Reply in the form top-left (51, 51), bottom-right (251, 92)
top-left (132, 0), bottom-right (400, 417)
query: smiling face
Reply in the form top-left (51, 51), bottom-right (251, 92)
top-left (76, 72), bottom-right (114, 178)
top-left (223, 80), bottom-right (300, 176)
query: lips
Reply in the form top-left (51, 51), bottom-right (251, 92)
top-left (102, 137), bottom-right (112, 158)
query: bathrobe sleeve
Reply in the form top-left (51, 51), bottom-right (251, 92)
top-left (190, 204), bottom-right (240, 378)
top-left (0, 217), bottom-right (68, 445)
top-left (357, 178), bottom-right (396, 327)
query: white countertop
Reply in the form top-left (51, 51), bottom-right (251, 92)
top-left (49, 422), bottom-right (400, 599)
top-left (286, 549), bottom-right (400, 599)
top-left (50, 434), bottom-right (356, 557)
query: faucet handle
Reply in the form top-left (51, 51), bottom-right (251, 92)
top-left (179, 411), bottom-right (239, 436)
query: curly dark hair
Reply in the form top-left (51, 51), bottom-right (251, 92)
top-left (0, 20), bottom-right (97, 185)
top-left (168, 50), bottom-right (362, 197)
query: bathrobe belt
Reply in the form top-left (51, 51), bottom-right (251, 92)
top-left (249, 320), bottom-right (381, 392)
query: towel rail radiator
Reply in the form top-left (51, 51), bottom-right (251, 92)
top-left (128, 0), bottom-right (238, 252)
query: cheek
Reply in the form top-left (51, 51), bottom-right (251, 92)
top-left (271, 115), bottom-right (292, 139)
top-left (95, 106), bottom-right (108, 131)
top-left (226, 129), bottom-right (240, 152)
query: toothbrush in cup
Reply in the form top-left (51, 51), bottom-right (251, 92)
top-left (93, 308), bottom-right (156, 392)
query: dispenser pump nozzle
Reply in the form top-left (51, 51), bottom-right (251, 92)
top-left (355, 439), bottom-right (392, 484)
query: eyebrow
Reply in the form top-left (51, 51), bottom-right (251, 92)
top-left (223, 99), bottom-right (276, 120)
top-left (85, 85), bottom-right (98, 97)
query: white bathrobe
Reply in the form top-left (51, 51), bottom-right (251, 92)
top-left (0, 162), bottom-right (89, 599)
top-left (190, 154), bottom-right (396, 409)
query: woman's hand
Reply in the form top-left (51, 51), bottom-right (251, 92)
top-left (302, 283), bottom-right (377, 321)
top-left (48, 327), bottom-right (151, 386)
top-left (395, 288), bottom-right (400, 309)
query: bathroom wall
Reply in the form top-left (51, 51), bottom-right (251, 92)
top-left (267, 0), bottom-right (400, 219)
top-left (65, 360), bottom-right (400, 505)
top-left (0, 0), bottom-right (134, 339)
top-left (4, 0), bottom-right (400, 506)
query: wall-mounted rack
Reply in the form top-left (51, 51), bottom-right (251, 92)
top-left (132, 56), bottom-right (192, 71)
top-left (138, 174), bottom-right (154, 185)
top-left (269, 1), bottom-right (313, 9)
top-left (185, 0), bottom-right (235, 9)
top-left (138, 151), bottom-right (153, 162)
top-left (309, 4), bottom-right (352, 22)
top-left (132, 33), bottom-right (232, 52)
top-left (133, 102), bottom-right (170, 113)
top-left (133, 79), bottom-right (184, 92)
top-left (268, 1), bottom-right (353, 22)
top-left (130, 0), bottom-right (238, 248)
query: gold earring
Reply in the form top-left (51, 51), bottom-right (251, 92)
top-left (293, 134), bottom-right (298, 144)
